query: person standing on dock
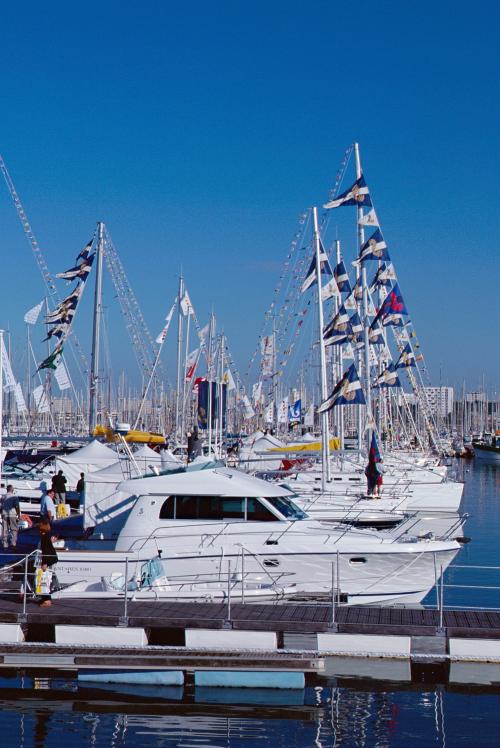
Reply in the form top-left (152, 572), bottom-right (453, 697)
top-left (40, 488), bottom-right (56, 524)
top-left (76, 473), bottom-right (85, 509)
top-left (1, 486), bottom-right (20, 549)
top-left (51, 470), bottom-right (67, 506)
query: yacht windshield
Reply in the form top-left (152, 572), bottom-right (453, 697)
top-left (264, 496), bottom-right (308, 520)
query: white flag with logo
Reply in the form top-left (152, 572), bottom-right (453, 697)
top-left (198, 321), bottom-right (210, 344)
top-left (180, 290), bottom-right (194, 317)
top-left (278, 397), bottom-right (289, 424)
top-left (358, 208), bottom-right (379, 228)
top-left (264, 400), bottom-right (274, 423)
top-left (1, 338), bottom-right (16, 391)
top-left (33, 384), bottom-right (50, 413)
top-left (260, 335), bottom-right (274, 376)
top-left (185, 348), bottom-right (199, 381)
top-left (252, 381), bottom-right (263, 407)
top-left (24, 300), bottom-right (44, 325)
top-left (222, 368), bottom-right (236, 391)
top-left (321, 278), bottom-right (340, 301)
top-left (54, 358), bottom-right (71, 391)
top-left (156, 300), bottom-right (176, 344)
top-left (242, 394), bottom-right (255, 419)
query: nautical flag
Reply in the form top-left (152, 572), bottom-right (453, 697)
top-left (252, 381), bottom-right (263, 407)
top-left (288, 398), bottom-right (302, 424)
top-left (301, 240), bottom-right (333, 293)
top-left (370, 263), bottom-right (397, 292)
top-left (263, 400), bottom-right (274, 423)
top-left (358, 208), bottom-right (379, 228)
top-left (278, 397), bottom-right (289, 423)
top-left (43, 323), bottom-right (69, 342)
top-left (45, 286), bottom-right (82, 324)
top-left (349, 312), bottom-right (363, 337)
top-left (23, 300), bottom-right (44, 325)
top-left (368, 322), bottom-right (385, 345)
top-left (352, 277), bottom-right (363, 301)
top-left (374, 363), bottom-right (401, 388)
top-left (56, 250), bottom-right (95, 282)
top-left (261, 335), bottom-right (275, 376)
top-left (321, 277), bottom-right (340, 301)
top-left (323, 175), bottom-right (372, 210)
top-left (180, 290), bottom-right (194, 317)
top-left (242, 394), bottom-right (255, 420)
top-left (222, 368), bottom-right (236, 391)
top-left (38, 343), bottom-right (63, 371)
top-left (333, 260), bottom-right (352, 294)
top-left (358, 229), bottom-right (389, 263)
top-left (317, 364), bottom-right (366, 413)
top-left (198, 321), bottom-right (210, 345)
top-left (323, 304), bottom-right (350, 339)
top-left (344, 290), bottom-right (357, 310)
top-left (324, 330), bottom-right (351, 347)
top-left (185, 348), bottom-right (199, 381)
top-left (395, 343), bottom-right (416, 369)
top-left (54, 359), bottom-right (71, 391)
top-left (75, 239), bottom-right (93, 262)
top-left (373, 284), bottom-right (408, 326)
top-left (155, 300), bottom-right (176, 344)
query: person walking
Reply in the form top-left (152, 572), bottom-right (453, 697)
top-left (51, 470), bottom-right (67, 506)
top-left (40, 488), bottom-right (56, 524)
top-left (36, 521), bottom-right (59, 607)
top-left (1, 486), bottom-right (20, 549)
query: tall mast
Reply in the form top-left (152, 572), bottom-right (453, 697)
top-left (354, 143), bottom-right (372, 451)
top-left (89, 221), bottom-right (104, 435)
top-left (174, 275), bottom-right (184, 441)
top-left (335, 240), bottom-right (344, 450)
top-left (312, 207), bottom-right (330, 490)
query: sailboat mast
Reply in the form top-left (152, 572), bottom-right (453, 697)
top-left (89, 221), bottom-right (104, 435)
top-left (354, 143), bottom-right (372, 450)
top-left (335, 240), bottom-right (344, 450)
top-left (174, 275), bottom-right (184, 441)
top-left (312, 207), bottom-right (330, 490)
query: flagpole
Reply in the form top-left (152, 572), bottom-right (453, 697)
top-left (0, 329), bottom-right (3, 474)
top-left (354, 143), bottom-right (372, 452)
top-left (89, 221), bottom-right (104, 436)
top-left (312, 207), bottom-right (330, 490)
top-left (181, 310), bottom-right (191, 442)
top-left (174, 275), bottom-right (184, 442)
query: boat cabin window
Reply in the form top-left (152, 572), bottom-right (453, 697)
top-left (158, 496), bottom-right (279, 521)
top-left (264, 496), bottom-right (308, 520)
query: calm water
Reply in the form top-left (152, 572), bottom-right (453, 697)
top-left (0, 460), bottom-right (498, 748)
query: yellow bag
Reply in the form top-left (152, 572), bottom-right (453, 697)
top-left (56, 504), bottom-right (69, 519)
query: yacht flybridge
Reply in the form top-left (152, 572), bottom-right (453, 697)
top-left (47, 467), bottom-right (463, 606)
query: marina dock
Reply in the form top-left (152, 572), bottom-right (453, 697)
top-left (0, 597), bottom-right (496, 684)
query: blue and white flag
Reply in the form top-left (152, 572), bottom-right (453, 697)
top-left (395, 343), bottom-right (416, 369)
top-left (324, 175), bottom-right (372, 210)
top-left (374, 363), bottom-right (401, 388)
top-left (370, 263), bottom-right (397, 292)
top-left (368, 321), bottom-right (385, 345)
top-left (349, 312), bottom-right (363, 337)
top-left (324, 329), bottom-right (351, 347)
top-left (358, 229), bottom-right (389, 263)
top-left (344, 290), bottom-right (357, 310)
top-left (288, 398), bottom-right (302, 424)
top-left (323, 304), bottom-right (350, 339)
top-left (352, 277), bottom-right (363, 300)
top-left (301, 239), bottom-right (333, 293)
top-left (56, 249), bottom-right (95, 282)
top-left (358, 208), bottom-right (379, 228)
top-left (317, 364), bottom-right (366, 413)
top-left (333, 260), bottom-right (352, 294)
top-left (373, 284), bottom-right (408, 327)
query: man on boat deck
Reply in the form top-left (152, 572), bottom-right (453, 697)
top-left (1, 486), bottom-right (20, 549)
top-left (51, 470), bottom-right (67, 505)
top-left (40, 488), bottom-right (56, 524)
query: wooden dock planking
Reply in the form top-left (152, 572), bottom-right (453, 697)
top-left (0, 597), bottom-right (498, 639)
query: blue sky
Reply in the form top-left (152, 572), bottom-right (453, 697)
top-left (0, 1), bottom-right (498, 395)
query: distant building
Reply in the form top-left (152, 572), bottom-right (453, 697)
top-left (423, 387), bottom-right (454, 417)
